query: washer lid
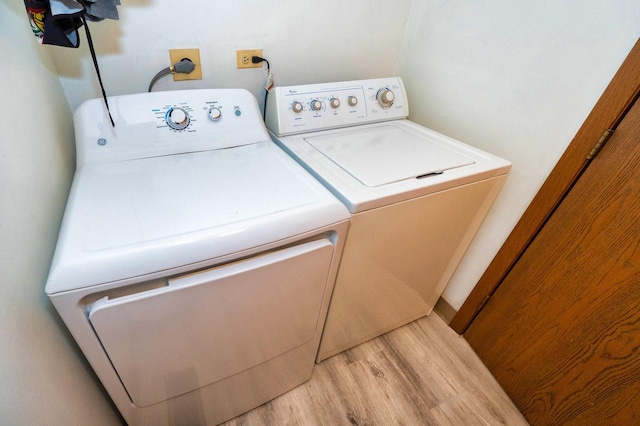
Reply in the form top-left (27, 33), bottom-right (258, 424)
top-left (305, 124), bottom-right (475, 187)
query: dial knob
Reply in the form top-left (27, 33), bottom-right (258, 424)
top-left (165, 107), bottom-right (190, 130)
top-left (376, 88), bottom-right (395, 108)
top-left (330, 98), bottom-right (340, 109)
top-left (208, 107), bottom-right (222, 121)
top-left (348, 96), bottom-right (358, 107)
top-left (292, 101), bottom-right (303, 113)
top-left (310, 99), bottom-right (323, 112)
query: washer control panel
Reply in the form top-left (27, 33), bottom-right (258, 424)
top-left (74, 88), bottom-right (269, 167)
top-left (265, 77), bottom-right (408, 136)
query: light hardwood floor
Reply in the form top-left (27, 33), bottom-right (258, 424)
top-left (221, 313), bottom-right (528, 425)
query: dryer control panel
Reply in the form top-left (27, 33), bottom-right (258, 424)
top-left (265, 77), bottom-right (409, 136)
top-left (73, 89), bottom-right (269, 167)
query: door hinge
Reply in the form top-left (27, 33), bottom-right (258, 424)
top-left (477, 295), bottom-right (491, 312)
top-left (586, 128), bottom-right (614, 160)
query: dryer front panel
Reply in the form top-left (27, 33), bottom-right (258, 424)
top-left (88, 239), bottom-right (333, 407)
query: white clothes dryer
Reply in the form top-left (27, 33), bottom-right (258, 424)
top-left (46, 89), bottom-right (349, 425)
top-left (266, 77), bottom-right (511, 361)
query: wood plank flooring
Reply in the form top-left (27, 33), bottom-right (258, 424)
top-left (221, 313), bottom-right (528, 425)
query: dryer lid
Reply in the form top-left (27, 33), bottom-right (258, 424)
top-left (46, 141), bottom-right (350, 294)
top-left (305, 124), bottom-right (475, 187)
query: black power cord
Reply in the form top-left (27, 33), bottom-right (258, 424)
top-left (148, 58), bottom-right (196, 92)
top-left (252, 55), bottom-right (273, 121)
top-left (82, 16), bottom-right (115, 127)
top-left (251, 55), bottom-right (270, 71)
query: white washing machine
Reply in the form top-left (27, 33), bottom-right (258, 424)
top-left (266, 77), bottom-right (511, 361)
top-left (46, 89), bottom-right (349, 425)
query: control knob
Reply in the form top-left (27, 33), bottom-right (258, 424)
top-left (165, 107), bottom-right (190, 130)
top-left (376, 88), bottom-right (395, 108)
top-left (348, 96), bottom-right (358, 107)
top-left (310, 99), bottom-right (323, 112)
top-left (292, 101), bottom-right (303, 113)
top-left (329, 97), bottom-right (340, 109)
top-left (208, 107), bottom-right (222, 121)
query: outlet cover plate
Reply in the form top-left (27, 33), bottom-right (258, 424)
top-left (236, 49), bottom-right (263, 69)
top-left (169, 48), bottom-right (202, 81)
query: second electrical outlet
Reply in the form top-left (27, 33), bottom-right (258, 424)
top-left (236, 49), bottom-right (263, 69)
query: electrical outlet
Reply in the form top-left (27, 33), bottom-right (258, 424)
top-left (169, 48), bottom-right (202, 81)
top-left (236, 49), bottom-right (263, 69)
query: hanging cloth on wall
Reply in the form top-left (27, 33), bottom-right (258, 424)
top-left (23, 0), bottom-right (121, 126)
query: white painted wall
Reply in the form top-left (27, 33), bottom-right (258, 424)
top-left (53, 0), bottom-right (413, 111)
top-left (397, 1), bottom-right (640, 310)
top-left (0, 3), bottom-right (123, 425)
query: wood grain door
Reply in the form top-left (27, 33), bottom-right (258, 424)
top-left (464, 95), bottom-right (640, 424)
top-left (451, 40), bottom-right (640, 334)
